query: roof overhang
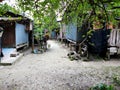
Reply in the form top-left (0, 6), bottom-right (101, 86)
top-left (0, 17), bottom-right (22, 21)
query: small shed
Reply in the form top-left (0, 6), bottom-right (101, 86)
top-left (0, 11), bottom-right (33, 50)
top-left (65, 22), bottom-right (89, 43)
top-left (60, 12), bottom-right (91, 44)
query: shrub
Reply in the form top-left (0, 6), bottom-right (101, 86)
top-left (113, 75), bottom-right (120, 86)
top-left (90, 83), bottom-right (116, 90)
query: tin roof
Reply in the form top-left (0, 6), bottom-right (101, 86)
top-left (0, 17), bottom-right (22, 21)
top-left (0, 11), bottom-right (31, 22)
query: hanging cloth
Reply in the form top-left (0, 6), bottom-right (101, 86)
top-left (108, 29), bottom-right (120, 48)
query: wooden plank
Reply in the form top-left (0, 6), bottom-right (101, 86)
top-left (16, 42), bottom-right (28, 49)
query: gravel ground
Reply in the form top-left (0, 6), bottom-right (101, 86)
top-left (0, 40), bottom-right (120, 90)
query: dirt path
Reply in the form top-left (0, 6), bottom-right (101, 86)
top-left (0, 40), bottom-right (120, 90)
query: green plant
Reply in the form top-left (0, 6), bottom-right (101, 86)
top-left (113, 75), bottom-right (120, 86)
top-left (90, 83), bottom-right (116, 90)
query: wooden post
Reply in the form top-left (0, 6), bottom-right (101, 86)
top-left (75, 43), bottom-right (79, 53)
top-left (31, 21), bottom-right (34, 53)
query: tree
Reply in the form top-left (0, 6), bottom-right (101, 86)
top-left (0, 3), bottom-right (19, 16)
top-left (16, 0), bottom-right (120, 31)
top-left (17, 0), bottom-right (60, 33)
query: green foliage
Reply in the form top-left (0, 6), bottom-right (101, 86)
top-left (16, 0), bottom-right (120, 33)
top-left (0, 3), bottom-right (19, 16)
top-left (113, 75), bottom-right (120, 86)
top-left (90, 83), bottom-right (116, 90)
top-left (87, 30), bottom-right (94, 36)
top-left (17, 0), bottom-right (60, 32)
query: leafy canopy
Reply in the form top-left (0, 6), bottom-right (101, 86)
top-left (0, 3), bottom-right (19, 16)
top-left (1, 0), bottom-right (118, 32)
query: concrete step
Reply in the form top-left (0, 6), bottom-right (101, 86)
top-left (0, 53), bottom-right (23, 66)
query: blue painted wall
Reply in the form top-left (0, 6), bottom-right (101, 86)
top-left (65, 22), bottom-right (88, 43)
top-left (51, 31), bottom-right (56, 39)
top-left (15, 23), bottom-right (28, 46)
top-left (65, 22), bottom-right (77, 42)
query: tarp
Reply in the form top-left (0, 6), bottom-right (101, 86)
top-left (88, 29), bottom-right (110, 55)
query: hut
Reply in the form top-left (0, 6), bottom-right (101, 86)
top-left (60, 11), bottom-right (111, 59)
top-left (0, 11), bottom-right (33, 55)
top-left (59, 12), bottom-right (91, 53)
